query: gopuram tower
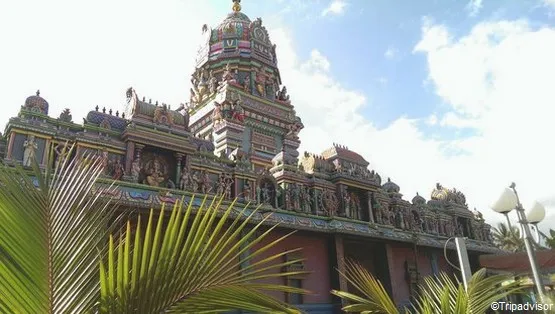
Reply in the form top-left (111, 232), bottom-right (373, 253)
top-left (188, 0), bottom-right (303, 174)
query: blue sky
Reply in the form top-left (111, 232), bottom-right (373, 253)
top-left (1, 0), bottom-right (555, 231)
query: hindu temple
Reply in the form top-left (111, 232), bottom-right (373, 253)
top-left (1, 1), bottom-right (499, 312)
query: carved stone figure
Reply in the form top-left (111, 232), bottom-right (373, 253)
top-left (175, 103), bottom-right (190, 129)
top-left (243, 181), bottom-right (252, 202)
top-left (191, 172), bottom-right (200, 192)
top-left (179, 166), bottom-right (192, 190)
top-left (300, 186), bottom-right (312, 213)
top-left (200, 171), bottom-right (212, 194)
top-left (224, 175), bottom-right (233, 199)
top-left (473, 208), bottom-right (484, 221)
top-left (211, 101), bottom-right (223, 126)
top-left (216, 173), bottom-right (226, 195)
top-left (23, 135), bottom-right (38, 167)
top-left (208, 70), bottom-right (218, 94)
top-left (99, 149), bottom-right (109, 175)
top-left (54, 143), bottom-right (68, 169)
top-left (343, 192), bottom-right (351, 218)
top-left (254, 67), bottom-right (266, 97)
top-left (286, 117), bottom-right (304, 138)
top-left (153, 103), bottom-right (173, 125)
top-left (276, 86), bottom-right (290, 102)
top-left (231, 98), bottom-right (245, 122)
top-left (131, 158), bottom-right (141, 183)
top-left (112, 159), bottom-right (124, 180)
top-left (221, 63), bottom-right (234, 85)
top-left (292, 184), bottom-right (301, 210)
top-left (320, 189), bottom-right (339, 216)
top-left (243, 74), bottom-right (250, 92)
top-left (190, 67), bottom-right (209, 105)
top-left (284, 185), bottom-right (292, 209)
top-left (374, 202), bottom-right (383, 224)
top-left (146, 158), bottom-right (166, 187)
top-left (58, 108), bottom-right (73, 122)
top-left (261, 183), bottom-right (271, 204)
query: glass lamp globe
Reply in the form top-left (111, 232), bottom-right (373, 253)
top-left (491, 187), bottom-right (518, 214)
top-left (527, 201), bottom-right (546, 224)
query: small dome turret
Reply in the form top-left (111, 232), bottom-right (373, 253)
top-left (24, 90), bottom-right (49, 115)
top-left (412, 192), bottom-right (426, 205)
top-left (198, 0), bottom-right (277, 67)
top-left (382, 177), bottom-right (400, 194)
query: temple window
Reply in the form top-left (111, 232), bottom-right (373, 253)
top-left (283, 253), bottom-right (305, 305)
top-left (287, 278), bottom-right (303, 304)
top-left (430, 252), bottom-right (439, 276)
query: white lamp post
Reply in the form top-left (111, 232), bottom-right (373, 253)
top-left (490, 183), bottom-right (546, 303)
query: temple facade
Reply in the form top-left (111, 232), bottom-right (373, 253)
top-left (1, 1), bottom-right (499, 312)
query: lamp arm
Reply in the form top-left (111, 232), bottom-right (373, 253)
top-left (510, 183), bottom-right (546, 304)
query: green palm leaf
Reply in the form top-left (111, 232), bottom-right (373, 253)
top-left (332, 260), bottom-right (524, 314)
top-left (411, 268), bottom-right (523, 314)
top-left (0, 145), bottom-right (118, 313)
top-left (492, 223), bottom-right (525, 252)
top-left (99, 196), bottom-right (309, 313)
top-left (331, 259), bottom-right (400, 314)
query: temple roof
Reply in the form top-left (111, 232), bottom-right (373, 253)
top-left (412, 192), bottom-right (426, 205)
top-left (86, 110), bottom-right (127, 131)
top-left (24, 90), bottom-right (49, 115)
top-left (321, 143), bottom-right (369, 166)
top-left (382, 177), bottom-right (400, 194)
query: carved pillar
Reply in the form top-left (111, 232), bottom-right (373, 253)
top-left (6, 133), bottom-right (15, 159)
top-left (234, 177), bottom-right (240, 198)
top-left (40, 139), bottom-right (50, 166)
top-left (312, 189), bottom-right (321, 215)
top-left (334, 235), bottom-right (348, 306)
top-left (338, 184), bottom-right (348, 217)
top-left (175, 153), bottom-right (184, 184)
top-left (367, 191), bottom-right (375, 223)
top-left (134, 144), bottom-right (145, 164)
top-left (125, 141), bottom-right (135, 173)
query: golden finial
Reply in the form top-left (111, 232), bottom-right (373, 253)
top-left (232, 0), bottom-right (241, 12)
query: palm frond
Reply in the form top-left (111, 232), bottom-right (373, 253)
top-left (411, 268), bottom-right (524, 314)
top-left (99, 196), bottom-right (309, 313)
top-left (331, 259), bottom-right (399, 314)
top-left (492, 223), bottom-right (525, 252)
top-left (0, 144), bottom-right (118, 313)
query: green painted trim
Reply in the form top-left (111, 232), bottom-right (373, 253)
top-left (83, 124), bottom-right (123, 136)
top-left (132, 125), bottom-right (191, 141)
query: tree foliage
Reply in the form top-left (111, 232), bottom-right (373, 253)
top-left (492, 223), bottom-right (525, 252)
top-left (331, 260), bottom-right (523, 314)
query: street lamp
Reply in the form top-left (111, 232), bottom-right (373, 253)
top-left (527, 201), bottom-right (546, 243)
top-left (490, 182), bottom-right (546, 303)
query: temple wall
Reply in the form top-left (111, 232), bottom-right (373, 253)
top-left (250, 229), bottom-right (332, 304)
top-left (386, 243), bottom-right (454, 306)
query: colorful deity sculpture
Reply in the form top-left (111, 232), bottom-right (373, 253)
top-left (23, 135), bottom-right (38, 167)
top-left (146, 158), bottom-right (166, 187)
top-left (253, 67), bottom-right (266, 97)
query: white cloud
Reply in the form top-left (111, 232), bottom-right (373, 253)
top-left (426, 114), bottom-right (438, 126)
top-left (439, 112), bottom-right (480, 128)
top-left (321, 0), bottom-right (347, 17)
top-left (544, 0), bottom-right (555, 9)
top-left (384, 47), bottom-right (398, 60)
top-left (467, 0), bottom-right (483, 17)
top-left (414, 19), bottom-right (555, 234)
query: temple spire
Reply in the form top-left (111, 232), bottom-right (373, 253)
top-left (232, 0), bottom-right (241, 12)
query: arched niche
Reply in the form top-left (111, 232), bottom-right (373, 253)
top-left (256, 173), bottom-right (278, 207)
